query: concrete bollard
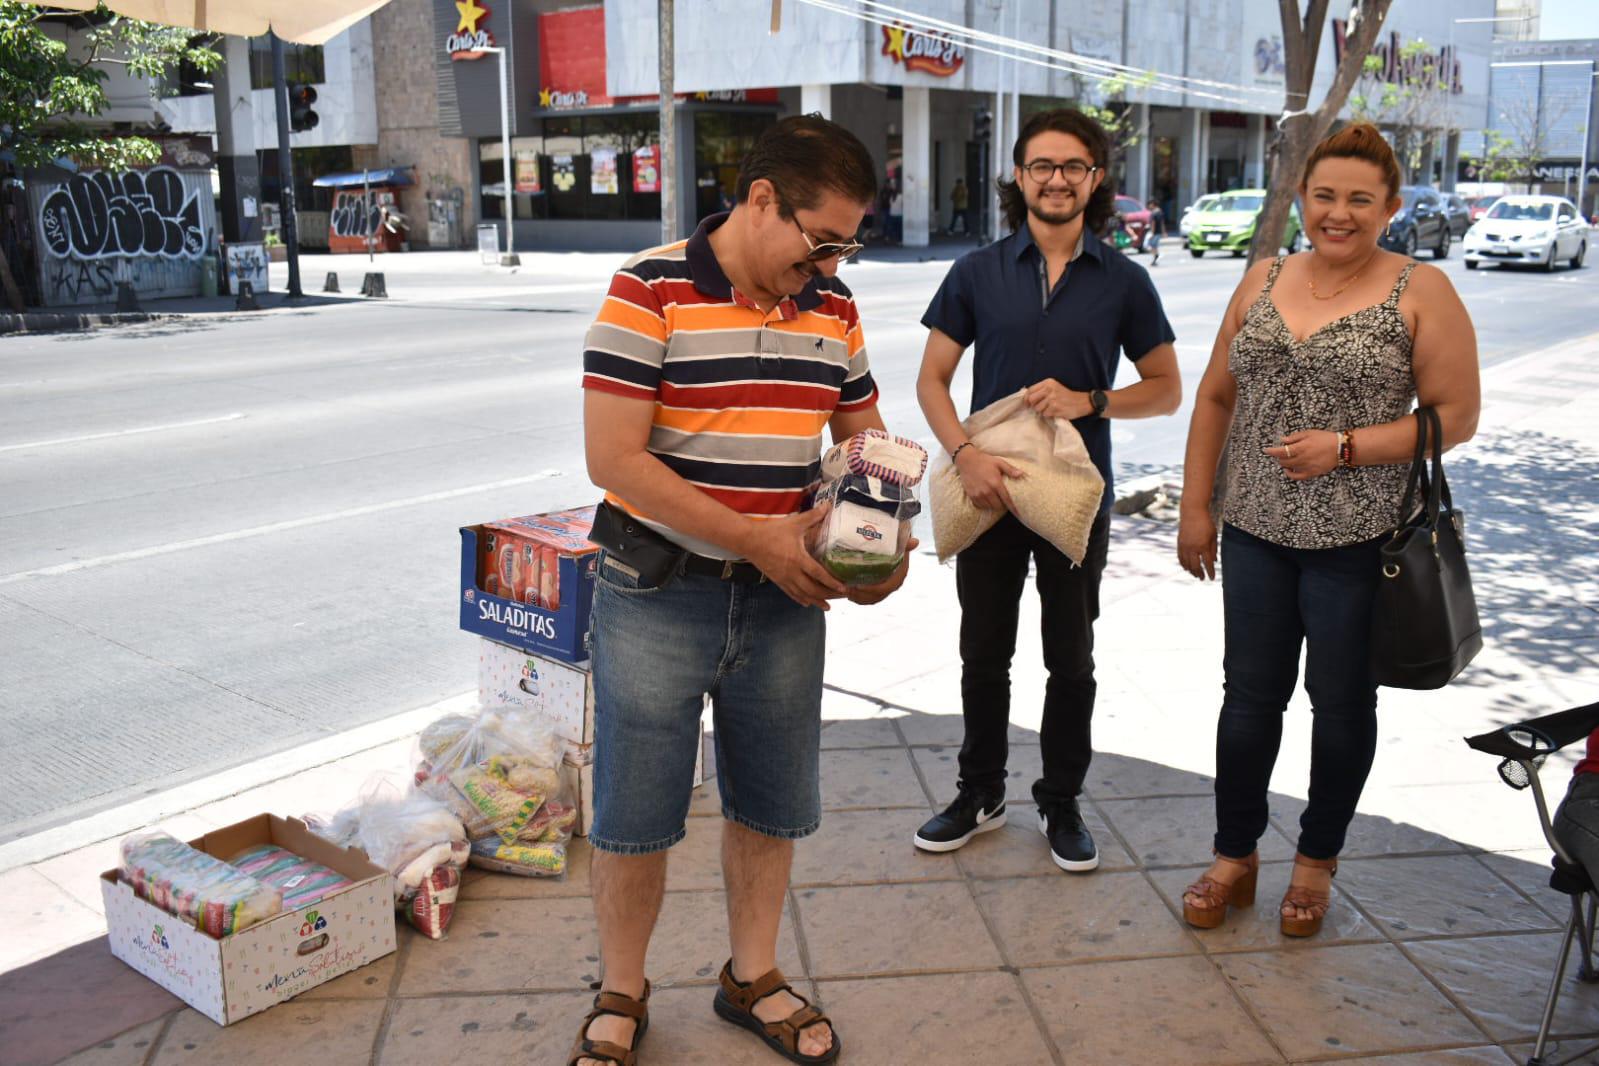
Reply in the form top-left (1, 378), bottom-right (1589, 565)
top-left (115, 281), bottom-right (140, 313)
top-left (323, 272), bottom-right (340, 293)
top-left (360, 272), bottom-right (388, 298)
top-left (235, 280), bottom-right (260, 311)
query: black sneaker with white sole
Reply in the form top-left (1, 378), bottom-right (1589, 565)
top-left (1038, 799), bottom-right (1099, 872)
top-left (913, 789), bottom-right (1006, 852)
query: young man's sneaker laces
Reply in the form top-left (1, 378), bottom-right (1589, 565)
top-left (913, 790), bottom-right (1006, 853)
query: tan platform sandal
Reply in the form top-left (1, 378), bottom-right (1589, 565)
top-left (1281, 853), bottom-right (1339, 937)
top-left (713, 960), bottom-right (840, 1064)
top-left (567, 981), bottom-right (650, 1066)
top-left (1182, 850), bottom-right (1259, 929)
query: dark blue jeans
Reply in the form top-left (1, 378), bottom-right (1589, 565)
top-left (1214, 524), bottom-right (1383, 861)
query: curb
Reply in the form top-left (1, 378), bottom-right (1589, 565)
top-left (0, 691), bottom-right (475, 873)
top-left (0, 311), bottom-right (165, 335)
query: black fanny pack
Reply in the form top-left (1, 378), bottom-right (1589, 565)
top-left (588, 500), bottom-right (686, 587)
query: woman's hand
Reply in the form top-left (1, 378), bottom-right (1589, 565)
top-left (1176, 506), bottom-right (1219, 580)
top-left (1262, 429), bottom-right (1339, 481)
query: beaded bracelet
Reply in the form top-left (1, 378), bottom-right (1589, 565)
top-left (1337, 430), bottom-right (1355, 469)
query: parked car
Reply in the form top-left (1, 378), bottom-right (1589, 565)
top-left (1379, 184), bottom-right (1453, 258)
top-left (1441, 194), bottom-right (1472, 241)
top-left (1463, 195), bottom-right (1588, 272)
top-left (1179, 193), bottom-right (1220, 238)
top-left (1186, 190), bottom-right (1303, 258)
top-left (1111, 195), bottom-right (1152, 251)
top-left (1467, 194), bottom-right (1501, 222)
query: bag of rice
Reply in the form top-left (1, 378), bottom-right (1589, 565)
top-left (929, 389), bottom-right (1105, 563)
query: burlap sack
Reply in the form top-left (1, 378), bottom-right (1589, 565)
top-left (929, 389), bottom-right (1106, 564)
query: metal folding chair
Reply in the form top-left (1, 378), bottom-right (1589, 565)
top-left (1467, 701), bottom-right (1599, 1066)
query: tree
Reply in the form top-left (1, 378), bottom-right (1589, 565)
top-left (0, 2), bottom-right (220, 170)
top-left (1246, 0), bottom-right (1395, 268)
top-left (1349, 39), bottom-right (1456, 183)
top-left (1460, 128), bottom-right (1520, 185)
top-left (0, 3), bottom-right (219, 308)
top-left (1492, 87), bottom-right (1574, 190)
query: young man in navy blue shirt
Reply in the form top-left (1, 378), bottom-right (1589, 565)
top-left (913, 109), bottom-right (1182, 871)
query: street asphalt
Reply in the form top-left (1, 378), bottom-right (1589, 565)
top-left (1, 240), bottom-right (1595, 844)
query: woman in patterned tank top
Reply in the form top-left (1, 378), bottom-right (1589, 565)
top-left (1174, 125), bottom-right (1481, 937)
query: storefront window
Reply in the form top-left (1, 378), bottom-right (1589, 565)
top-left (479, 140), bottom-right (506, 220)
top-left (482, 114), bottom-right (661, 224)
top-left (693, 111), bottom-right (775, 220)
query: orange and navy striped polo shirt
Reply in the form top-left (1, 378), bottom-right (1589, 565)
top-left (582, 213), bottom-right (879, 560)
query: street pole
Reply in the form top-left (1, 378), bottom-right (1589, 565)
top-left (269, 32), bottom-right (303, 298)
top-left (659, 0), bottom-right (676, 246)
top-left (1579, 69), bottom-right (1597, 224)
top-left (365, 167), bottom-right (373, 262)
top-left (496, 47), bottom-right (517, 265)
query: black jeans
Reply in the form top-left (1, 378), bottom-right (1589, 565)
top-left (1214, 524), bottom-right (1383, 861)
top-left (955, 512), bottom-right (1111, 807)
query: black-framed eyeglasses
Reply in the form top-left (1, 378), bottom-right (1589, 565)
top-left (792, 216), bottom-right (864, 262)
top-left (1025, 159), bottom-right (1098, 185)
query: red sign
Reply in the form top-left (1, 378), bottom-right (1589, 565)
top-left (633, 145), bottom-right (660, 194)
top-left (880, 23), bottom-right (965, 77)
top-left (448, 0), bottom-right (494, 61)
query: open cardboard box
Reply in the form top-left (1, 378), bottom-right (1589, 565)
top-left (101, 814), bottom-right (396, 1026)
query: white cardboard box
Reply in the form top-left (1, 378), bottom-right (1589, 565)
top-left (479, 639), bottom-right (705, 835)
top-left (101, 814), bottom-right (396, 1026)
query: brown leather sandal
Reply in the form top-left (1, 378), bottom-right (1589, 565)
top-left (567, 981), bottom-right (650, 1066)
top-left (1182, 850), bottom-right (1259, 929)
top-left (712, 960), bottom-right (840, 1064)
top-left (1280, 853), bottom-right (1338, 937)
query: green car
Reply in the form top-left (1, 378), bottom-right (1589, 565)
top-left (1187, 190), bottom-right (1304, 258)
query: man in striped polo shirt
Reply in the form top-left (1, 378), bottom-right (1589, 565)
top-left (571, 116), bottom-right (905, 1066)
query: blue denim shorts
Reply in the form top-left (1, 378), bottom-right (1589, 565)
top-left (586, 551), bottom-right (826, 855)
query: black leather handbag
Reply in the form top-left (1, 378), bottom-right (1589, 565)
top-left (1370, 406), bottom-right (1482, 689)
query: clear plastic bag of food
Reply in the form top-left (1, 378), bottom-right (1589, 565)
top-left (809, 430), bottom-right (926, 587)
top-left (225, 844), bottom-right (354, 911)
top-left (928, 389), bottom-right (1105, 563)
top-left (119, 831), bottom-right (283, 938)
top-left (305, 779), bottom-right (470, 939)
top-left (413, 706), bottom-right (576, 877)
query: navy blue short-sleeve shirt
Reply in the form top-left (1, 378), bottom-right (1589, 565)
top-left (921, 224), bottom-right (1176, 513)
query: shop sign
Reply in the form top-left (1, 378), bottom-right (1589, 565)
top-left (881, 23), bottom-right (964, 77)
top-left (513, 151), bottom-right (540, 194)
top-left (1333, 21), bottom-right (1462, 95)
top-left (539, 87), bottom-right (591, 110)
top-left (633, 146), bottom-right (660, 194)
top-left (591, 148), bottom-right (619, 195)
top-left (447, 0), bottom-right (494, 62)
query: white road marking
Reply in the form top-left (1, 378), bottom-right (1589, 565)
top-left (0, 411), bottom-right (248, 453)
top-left (0, 469), bottom-right (564, 585)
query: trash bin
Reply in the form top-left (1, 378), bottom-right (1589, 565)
top-left (200, 254), bottom-right (219, 298)
top-left (477, 223), bottom-right (501, 265)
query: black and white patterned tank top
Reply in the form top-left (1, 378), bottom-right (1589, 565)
top-left (1221, 256), bottom-right (1418, 550)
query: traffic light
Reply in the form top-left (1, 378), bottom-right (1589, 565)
top-left (973, 108), bottom-right (992, 142)
top-left (289, 83), bottom-right (319, 133)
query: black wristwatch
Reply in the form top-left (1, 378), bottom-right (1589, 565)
top-left (1089, 389), bottom-right (1109, 418)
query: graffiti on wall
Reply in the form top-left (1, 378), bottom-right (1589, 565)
top-left (30, 165), bottom-right (215, 307)
top-left (38, 167), bottom-right (207, 261)
top-left (330, 191), bottom-right (382, 238)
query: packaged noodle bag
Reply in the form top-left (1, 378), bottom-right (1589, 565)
top-left (808, 430), bottom-right (927, 587)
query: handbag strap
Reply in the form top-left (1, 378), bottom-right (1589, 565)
top-left (1421, 405), bottom-right (1453, 520)
top-left (1396, 409), bottom-right (1430, 526)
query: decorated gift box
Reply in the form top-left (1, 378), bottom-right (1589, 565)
top-left (101, 814), bottom-right (395, 1026)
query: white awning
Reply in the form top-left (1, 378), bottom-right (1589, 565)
top-left (25, 0), bottom-right (394, 45)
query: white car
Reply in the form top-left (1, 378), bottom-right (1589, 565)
top-left (1463, 194), bottom-right (1588, 272)
top-left (1179, 194), bottom-right (1220, 238)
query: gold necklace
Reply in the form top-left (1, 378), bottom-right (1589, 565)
top-left (1307, 250), bottom-right (1380, 301)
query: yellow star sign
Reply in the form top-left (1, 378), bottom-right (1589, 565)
top-left (883, 24), bottom-right (906, 59)
top-left (539, 88), bottom-right (552, 108)
top-left (455, 0), bottom-right (487, 34)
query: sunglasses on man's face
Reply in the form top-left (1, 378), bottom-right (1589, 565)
top-left (792, 217), bottom-right (864, 262)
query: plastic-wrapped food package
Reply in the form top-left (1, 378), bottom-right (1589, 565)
top-left (809, 430), bottom-right (927, 587)
top-left (119, 832), bottom-right (282, 938)
top-left (304, 782), bottom-right (470, 940)
top-left (226, 844), bottom-right (354, 911)
top-left (414, 706), bottom-right (576, 877)
top-left (928, 389), bottom-right (1105, 563)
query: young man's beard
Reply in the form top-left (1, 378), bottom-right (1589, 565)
top-left (1027, 191), bottom-right (1086, 227)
